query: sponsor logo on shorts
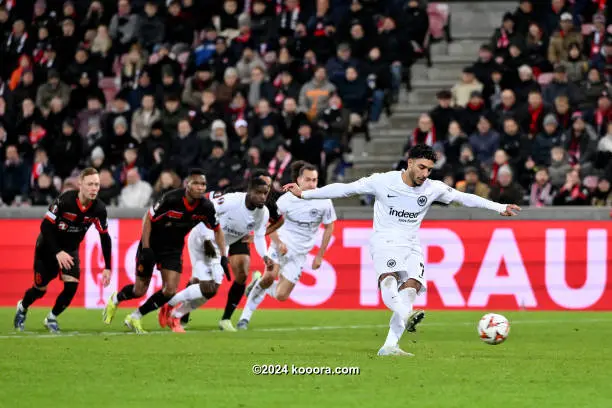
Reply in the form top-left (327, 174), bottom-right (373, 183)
top-left (386, 259), bottom-right (396, 268)
top-left (247, 222), bottom-right (255, 230)
top-left (310, 209), bottom-right (319, 217)
top-left (417, 196), bottom-right (428, 206)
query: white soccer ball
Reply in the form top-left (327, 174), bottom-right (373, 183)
top-left (477, 313), bottom-right (510, 345)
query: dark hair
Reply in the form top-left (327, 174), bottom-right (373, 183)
top-left (248, 176), bottom-right (268, 190)
top-left (250, 169), bottom-right (271, 179)
top-left (290, 160), bottom-right (317, 182)
top-left (189, 168), bottom-right (205, 177)
top-left (408, 144), bottom-right (437, 162)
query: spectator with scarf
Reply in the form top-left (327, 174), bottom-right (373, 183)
top-left (553, 168), bottom-right (590, 205)
top-left (529, 168), bottom-right (555, 206)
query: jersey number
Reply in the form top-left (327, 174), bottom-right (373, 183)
top-left (418, 263), bottom-right (424, 279)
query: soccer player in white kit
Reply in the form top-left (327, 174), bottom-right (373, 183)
top-left (237, 161), bottom-right (336, 329)
top-left (158, 176), bottom-right (274, 332)
top-left (283, 145), bottom-right (521, 356)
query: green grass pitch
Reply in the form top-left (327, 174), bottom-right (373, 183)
top-left (1, 308), bottom-right (611, 408)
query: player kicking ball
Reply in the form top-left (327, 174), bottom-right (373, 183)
top-left (282, 145), bottom-right (520, 356)
top-left (102, 169), bottom-right (226, 333)
top-left (236, 161), bottom-right (336, 329)
top-left (14, 168), bottom-right (112, 333)
top-left (158, 175), bottom-right (274, 332)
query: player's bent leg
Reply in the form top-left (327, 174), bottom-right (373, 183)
top-left (237, 266), bottom-right (278, 329)
top-left (104, 276), bottom-right (151, 325)
top-left (44, 275), bottom-right (79, 333)
top-left (220, 255), bottom-right (250, 331)
top-left (399, 278), bottom-right (425, 333)
top-left (179, 277), bottom-right (199, 325)
top-left (274, 276), bottom-right (296, 302)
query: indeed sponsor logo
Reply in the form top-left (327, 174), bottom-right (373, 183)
top-left (389, 207), bottom-right (420, 219)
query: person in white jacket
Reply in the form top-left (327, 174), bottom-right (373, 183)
top-left (119, 168), bottom-right (153, 208)
top-left (282, 144), bottom-right (521, 357)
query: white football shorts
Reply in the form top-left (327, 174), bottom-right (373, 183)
top-left (370, 244), bottom-right (426, 295)
top-left (187, 230), bottom-right (224, 285)
top-left (267, 244), bottom-right (307, 284)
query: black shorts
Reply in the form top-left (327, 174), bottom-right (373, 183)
top-left (229, 241), bottom-right (250, 256)
top-left (135, 242), bottom-right (183, 278)
top-left (33, 240), bottom-right (80, 287)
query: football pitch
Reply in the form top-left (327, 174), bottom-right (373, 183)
top-left (0, 309), bottom-right (610, 408)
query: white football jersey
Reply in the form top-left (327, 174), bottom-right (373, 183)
top-left (302, 171), bottom-right (506, 249)
top-left (191, 192), bottom-right (269, 251)
top-left (276, 192), bottom-right (336, 254)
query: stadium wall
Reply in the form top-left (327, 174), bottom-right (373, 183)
top-left (1, 207), bottom-right (611, 311)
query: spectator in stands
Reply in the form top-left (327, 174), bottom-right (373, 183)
top-left (489, 164), bottom-right (524, 205)
top-left (544, 0), bottom-right (570, 38)
top-left (91, 25), bottom-right (114, 75)
top-left (337, 66), bottom-right (369, 129)
top-left (131, 94), bottom-right (162, 143)
top-left (451, 67), bottom-right (483, 108)
top-left (585, 90), bottom-right (612, 136)
top-left (519, 90), bottom-right (551, 137)
top-left (513, 0), bottom-right (536, 37)
top-left (561, 113), bottom-right (598, 175)
top-left (491, 13), bottom-right (518, 61)
top-left (472, 44), bottom-right (500, 88)
top-left (0, 145), bottom-right (29, 205)
top-left (50, 119), bottom-right (82, 180)
top-left (202, 119), bottom-right (229, 159)
top-left (515, 65), bottom-right (539, 104)
top-left (589, 37), bottom-right (612, 84)
top-left (543, 65), bottom-right (582, 107)
top-left (139, 1), bottom-right (165, 53)
top-left (548, 146), bottom-right (572, 188)
top-left (430, 143), bottom-right (453, 181)
top-left (114, 143), bottom-right (146, 186)
top-left (493, 89), bottom-right (519, 129)
top-left (548, 12), bottom-right (582, 65)
top-left (591, 177), bottom-right (612, 206)
top-left (98, 168), bottom-right (121, 206)
top-left (429, 90), bottom-right (457, 142)
top-left (119, 167), bottom-right (153, 208)
top-left (462, 91), bottom-right (488, 135)
top-left (202, 141), bottom-right (236, 191)
top-left (455, 166), bottom-right (490, 198)
top-left (29, 173), bottom-right (59, 206)
top-left (444, 120), bottom-right (468, 164)
top-left (562, 43), bottom-right (588, 85)
top-left (597, 121), bottom-right (612, 159)
top-left (216, 67), bottom-right (241, 107)
top-left (532, 114), bottom-right (563, 166)
top-left (500, 116), bottom-right (530, 171)
top-left (109, 0), bottom-right (141, 55)
top-left (152, 170), bottom-right (182, 202)
top-left (161, 95), bottom-right (188, 136)
top-left (552, 94), bottom-right (572, 131)
top-left (525, 22), bottom-right (551, 74)
top-left (169, 118), bottom-right (201, 177)
top-left (236, 47), bottom-right (266, 85)
top-left (269, 143), bottom-right (293, 195)
top-left (35, 69), bottom-right (70, 111)
top-left (299, 66), bottom-right (336, 120)
top-left (182, 65), bottom-right (217, 110)
top-left (142, 121), bottom-right (170, 183)
top-left (105, 115), bottom-right (139, 167)
top-left (483, 66), bottom-right (509, 110)
top-left (291, 121), bottom-right (323, 172)
top-left (529, 168), bottom-right (555, 207)
top-left (253, 123), bottom-right (283, 166)
top-left (584, 13), bottom-right (607, 60)
top-left (248, 69), bottom-right (275, 110)
top-left (553, 168), bottom-right (590, 205)
top-left (489, 149), bottom-right (511, 186)
top-left (326, 43), bottom-right (359, 86)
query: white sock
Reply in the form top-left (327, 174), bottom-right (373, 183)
top-left (168, 284), bottom-right (203, 307)
top-left (130, 310), bottom-right (142, 319)
top-left (47, 311), bottom-right (57, 320)
top-left (266, 281), bottom-right (279, 299)
top-left (111, 293), bottom-right (119, 305)
top-left (18, 302), bottom-right (26, 312)
top-left (171, 297), bottom-right (207, 318)
top-left (399, 287), bottom-right (417, 314)
top-left (240, 281), bottom-right (267, 322)
top-left (383, 312), bottom-right (406, 348)
top-left (380, 276), bottom-right (411, 320)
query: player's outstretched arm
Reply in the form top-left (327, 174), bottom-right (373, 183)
top-left (283, 178), bottom-right (373, 200)
top-left (450, 189), bottom-right (521, 216)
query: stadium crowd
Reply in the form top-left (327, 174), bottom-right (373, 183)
top-left (400, 0), bottom-right (612, 207)
top-left (0, 0), bottom-right (433, 207)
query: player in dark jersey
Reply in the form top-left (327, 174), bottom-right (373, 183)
top-left (13, 168), bottom-right (112, 333)
top-left (102, 169), bottom-right (227, 333)
top-left (177, 170), bottom-right (283, 330)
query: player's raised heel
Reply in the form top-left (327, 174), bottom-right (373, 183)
top-left (218, 319), bottom-right (237, 332)
top-left (44, 317), bottom-right (60, 333)
top-left (377, 346), bottom-right (414, 357)
top-left (245, 271), bottom-right (262, 298)
top-left (406, 310), bottom-right (425, 333)
top-left (124, 315), bottom-right (147, 334)
top-left (102, 293), bottom-right (118, 324)
top-left (236, 319), bottom-right (249, 330)
top-left (14, 301), bottom-right (27, 331)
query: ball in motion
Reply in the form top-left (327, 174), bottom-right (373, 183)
top-left (477, 313), bottom-right (510, 345)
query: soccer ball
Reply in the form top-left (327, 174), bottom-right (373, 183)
top-left (477, 313), bottom-right (510, 345)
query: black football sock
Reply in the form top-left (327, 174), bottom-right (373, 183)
top-left (117, 284), bottom-right (137, 303)
top-left (222, 282), bottom-right (246, 320)
top-left (137, 290), bottom-right (172, 316)
top-left (22, 287), bottom-right (46, 309)
top-left (51, 282), bottom-right (78, 317)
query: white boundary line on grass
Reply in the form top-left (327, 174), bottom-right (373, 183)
top-left (1, 317), bottom-right (610, 340)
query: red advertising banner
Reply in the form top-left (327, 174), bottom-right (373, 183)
top-left (0, 219), bottom-right (610, 310)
